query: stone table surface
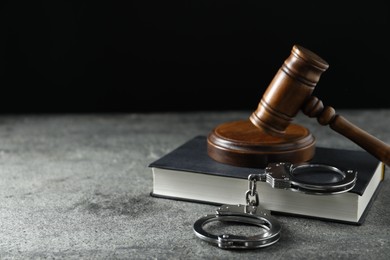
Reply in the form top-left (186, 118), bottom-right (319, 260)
top-left (0, 110), bottom-right (389, 259)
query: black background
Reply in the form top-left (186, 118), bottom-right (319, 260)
top-left (1, 1), bottom-right (389, 113)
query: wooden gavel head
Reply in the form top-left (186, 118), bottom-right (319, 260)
top-left (250, 45), bottom-right (329, 136)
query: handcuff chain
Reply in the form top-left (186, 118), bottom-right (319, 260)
top-left (245, 174), bottom-right (259, 206)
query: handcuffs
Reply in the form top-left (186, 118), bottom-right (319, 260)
top-left (193, 162), bottom-right (357, 249)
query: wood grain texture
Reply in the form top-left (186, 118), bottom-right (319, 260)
top-left (250, 45), bottom-right (329, 136)
top-left (207, 119), bottom-right (315, 168)
top-left (303, 96), bottom-right (390, 166)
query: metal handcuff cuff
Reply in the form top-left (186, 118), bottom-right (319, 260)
top-left (193, 162), bottom-right (357, 249)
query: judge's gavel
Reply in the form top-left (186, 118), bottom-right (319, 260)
top-left (250, 45), bottom-right (390, 166)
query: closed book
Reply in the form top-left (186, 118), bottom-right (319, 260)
top-left (149, 135), bottom-right (385, 225)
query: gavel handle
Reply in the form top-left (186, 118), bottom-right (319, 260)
top-left (303, 96), bottom-right (390, 167)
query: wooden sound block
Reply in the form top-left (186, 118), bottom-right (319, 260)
top-left (207, 119), bottom-right (316, 168)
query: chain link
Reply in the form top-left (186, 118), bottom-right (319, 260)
top-left (245, 174), bottom-right (259, 206)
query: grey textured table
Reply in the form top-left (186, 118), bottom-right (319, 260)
top-left (1, 110), bottom-right (389, 259)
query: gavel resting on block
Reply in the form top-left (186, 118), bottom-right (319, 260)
top-left (207, 44), bottom-right (390, 168)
